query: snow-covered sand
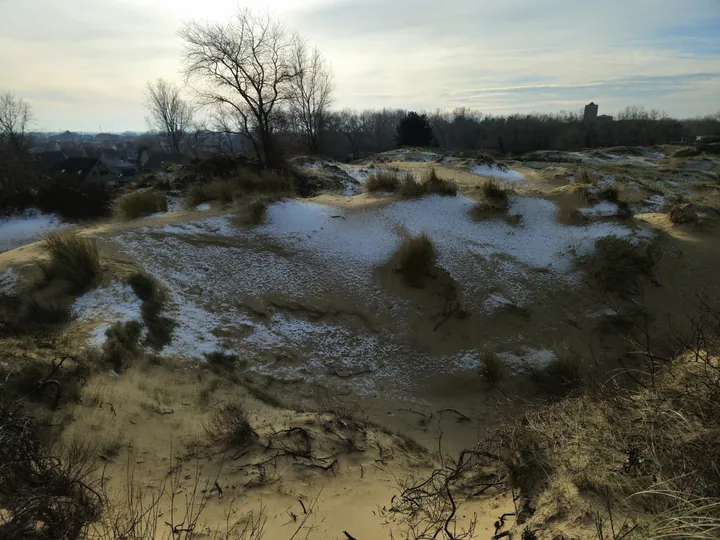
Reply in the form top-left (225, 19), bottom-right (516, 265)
top-left (0, 268), bottom-right (18, 295)
top-left (103, 195), bottom-right (650, 378)
top-left (72, 282), bottom-right (143, 346)
top-left (0, 210), bottom-right (69, 253)
top-left (470, 164), bottom-right (526, 184)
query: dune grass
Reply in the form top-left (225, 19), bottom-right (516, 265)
top-left (40, 231), bottom-right (100, 292)
top-left (244, 198), bottom-right (269, 225)
top-left (366, 171), bottom-right (402, 193)
top-left (114, 189), bottom-right (168, 220)
top-left (397, 233), bottom-right (437, 288)
top-left (479, 353), bottom-right (505, 384)
top-left (421, 168), bottom-right (458, 196)
top-left (399, 173), bottom-right (425, 197)
top-left (203, 402), bottom-right (256, 449)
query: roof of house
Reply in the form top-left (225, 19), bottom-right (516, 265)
top-left (37, 151), bottom-right (68, 166)
top-left (57, 157), bottom-right (102, 178)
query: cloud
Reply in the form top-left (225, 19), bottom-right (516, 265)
top-left (0, 0), bottom-right (718, 130)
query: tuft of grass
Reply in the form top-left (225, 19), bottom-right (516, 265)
top-left (583, 237), bottom-right (656, 295)
top-left (480, 177), bottom-right (511, 200)
top-left (575, 167), bottom-right (598, 185)
top-left (421, 169), bottom-right (458, 196)
top-left (114, 189), bottom-right (168, 220)
top-left (41, 231), bottom-right (100, 292)
top-left (399, 173), bottom-right (425, 197)
top-left (397, 233), bottom-right (437, 288)
top-left (366, 171), bottom-right (402, 192)
top-left (185, 183), bottom-right (211, 207)
top-left (203, 402), bottom-right (256, 449)
top-left (244, 198), bottom-right (269, 225)
top-left (19, 295), bottom-right (71, 325)
top-left (103, 320), bottom-right (143, 372)
top-left (479, 353), bottom-right (505, 384)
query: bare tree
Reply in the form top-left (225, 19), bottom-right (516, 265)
top-left (289, 40), bottom-right (333, 155)
top-left (0, 92), bottom-right (34, 154)
top-left (338, 109), bottom-right (369, 160)
top-left (180, 9), bottom-right (299, 168)
top-left (145, 79), bottom-right (194, 157)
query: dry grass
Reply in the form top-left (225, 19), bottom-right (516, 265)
top-left (114, 189), bottom-right (168, 220)
top-left (399, 173), bottom-right (425, 197)
top-left (126, 272), bottom-right (174, 351)
top-left (530, 350), bottom-right (583, 394)
top-left (421, 168), bottom-right (458, 196)
top-left (204, 350), bottom-right (244, 372)
top-left (669, 202), bottom-right (698, 224)
top-left (203, 401), bottom-right (256, 449)
top-left (244, 198), bottom-right (269, 225)
top-left (396, 233), bottom-right (437, 288)
top-left (366, 171), bottom-right (402, 192)
top-left (19, 295), bottom-right (71, 325)
top-left (40, 231), bottom-right (100, 292)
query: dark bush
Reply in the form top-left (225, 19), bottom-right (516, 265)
top-left (36, 178), bottom-right (114, 221)
top-left (397, 234), bottom-right (437, 288)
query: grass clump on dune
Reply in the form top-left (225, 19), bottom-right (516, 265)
top-left (479, 353), bottom-right (505, 385)
top-left (234, 170), bottom-right (294, 194)
top-left (204, 402), bottom-right (256, 449)
top-left (114, 189), bottom-right (168, 220)
top-left (421, 168), bottom-right (458, 196)
top-left (396, 233), bottom-right (437, 288)
top-left (470, 177), bottom-right (513, 218)
top-left (399, 173), bottom-right (425, 197)
top-left (40, 231), bottom-right (100, 292)
top-left (244, 198), bottom-right (269, 225)
top-left (126, 272), bottom-right (175, 351)
top-left (366, 171), bottom-right (402, 193)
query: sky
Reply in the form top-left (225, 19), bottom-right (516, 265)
top-left (1, 0), bottom-right (719, 131)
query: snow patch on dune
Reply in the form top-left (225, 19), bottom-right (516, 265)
top-left (471, 164), bottom-right (526, 184)
top-left (0, 268), bottom-right (18, 295)
top-left (72, 282), bottom-right (143, 346)
top-left (0, 210), bottom-right (69, 253)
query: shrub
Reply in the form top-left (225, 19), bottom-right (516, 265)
top-left (531, 352), bottom-right (583, 394)
top-left (203, 402), bottom-right (256, 448)
top-left (103, 320), bottom-right (142, 371)
top-left (479, 353), bottom-right (505, 384)
top-left (41, 231), bottom-right (100, 292)
top-left (114, 189), bottom-right (168, 220)
top-left (366, 171), bottom-right (402, 192)
top-left (583, 237), bottom-right (656, 295)
top-left (421, 169), bottom-right (457, 196)
top-left (397, 233), bottom-right (437, 288)
top-left (575, 167), bottom-right (598, 185)
top-left (399, 173), bottom-right (425, 197)
top-left (36, 178), bottom-right (114, 221)
top-left (185, 183), bottom-right (211, 207)
top-left (141, 297), bottom-right (175, 351)
top-left (205, 351), bottom-right (244, 372)
top-left (234, 170), bottom-right (294, 194)
top-left (669, 202), bottom-right (698, 224)
top-left (597, 185), bottom-right (619, 202)
top-left (126, 272), bottom-right (174, 351)
top-left (206, 179), bottom-right (235, 202)
top-left (127, 272), bottom-right (157, 302)
top-left (0, 404), bottom-right (102, 537)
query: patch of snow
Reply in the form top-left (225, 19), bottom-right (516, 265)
top-left (148, 212), bottom-right (167, 218)
top-left (483, 293), bottom-right (515, 311)
top-left (497, 348), bottom-right (557, 369)
top-left (73, 282), bottom-right (143, 346)
top-left (579, 202), bottom-right (619, 217)
top-left (0, 268), bottom-right (19, 295)
top-left (167, 196), bottom-right (184, 212)
top-left (641, 194), bottom-right (666, 213)
top-left (471, 164), bottom-right (526, 184)
top-left (196, 203), bottom-right (211, 212)
top-left (0, 209), bottom-right (69, 253)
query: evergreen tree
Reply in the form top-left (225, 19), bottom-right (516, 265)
top-left (395, 112), bottom-right (434, 147)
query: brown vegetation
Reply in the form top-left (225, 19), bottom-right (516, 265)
top-left (114, 189), bottom-right (168, 220)
top-left (40, 231), bottom-right (100, 292)
top-left (396, 233), bottom-right (437, 288)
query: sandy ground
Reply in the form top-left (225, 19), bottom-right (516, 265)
top-left (2, 147), bottom-right (720, 537)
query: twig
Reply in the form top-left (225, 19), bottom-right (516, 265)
top-left (437, 408), bottom-right (471, 422)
